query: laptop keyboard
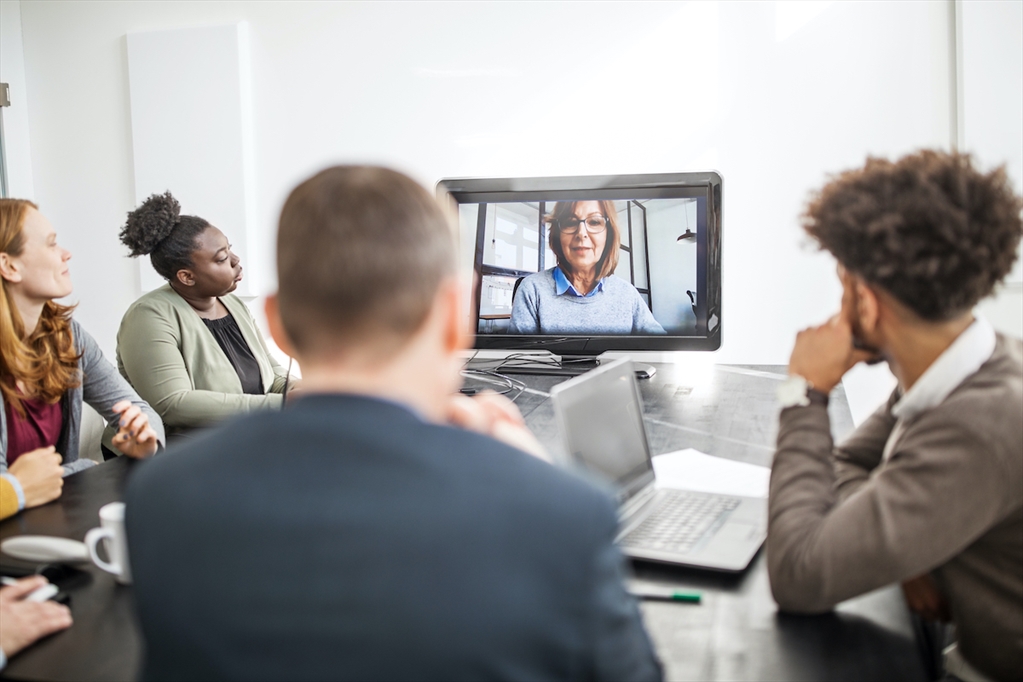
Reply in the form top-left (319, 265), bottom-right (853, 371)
top-left (620, 490), bottom-right (741, 555)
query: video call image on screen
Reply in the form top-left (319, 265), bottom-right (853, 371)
top-left (461, 197), bottom-right (704, 336)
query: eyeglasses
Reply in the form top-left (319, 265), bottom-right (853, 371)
top-left (557, 215), bottom-right (608, 235)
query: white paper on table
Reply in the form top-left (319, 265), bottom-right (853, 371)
top-left (651, 448), bottom-right (770, 499)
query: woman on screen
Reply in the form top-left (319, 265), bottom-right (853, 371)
top-left (510, 200), bottom-right (665, 335)
top-left (116, 192), bottom-right (291, 444)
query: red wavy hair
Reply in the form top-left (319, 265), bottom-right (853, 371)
top-left (0, 199), bottom-right (80, 418)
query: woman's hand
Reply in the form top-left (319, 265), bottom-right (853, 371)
top-left (6, 447), bottom-right (64, 508)
top-left (0, 577), bottom-right (73, 657)
top-left (110, 401), bottom-right (159, 459)
top-left (446, 391), bottom-right (552, 463)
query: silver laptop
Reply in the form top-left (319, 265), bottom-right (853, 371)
top-left (550, 358), bottom-right (766, 572)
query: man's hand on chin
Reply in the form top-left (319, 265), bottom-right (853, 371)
top-left (446, 391), bottom-right (552, 464)
top-left (788, 315), bottom-right (878, 393)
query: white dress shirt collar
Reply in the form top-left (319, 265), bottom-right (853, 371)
top-left (891, 315), bottom-right (997, 421)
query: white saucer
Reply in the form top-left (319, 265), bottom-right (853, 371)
top-left (1, 536), bottom-right (89, 563)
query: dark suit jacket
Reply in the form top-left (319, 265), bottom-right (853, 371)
top-left (125, 394), bottom-right (662, 681)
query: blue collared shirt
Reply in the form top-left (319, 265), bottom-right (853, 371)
top-left (553, 266), bottom-right (604, 298)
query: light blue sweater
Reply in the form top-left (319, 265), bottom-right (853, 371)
top-left (510, 268), bottom-right (665, 335)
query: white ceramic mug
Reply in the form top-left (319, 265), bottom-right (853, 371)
top-left (84, 502), bottom-right (132, 584)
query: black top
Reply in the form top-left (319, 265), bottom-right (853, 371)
top-left (202, 314), bottom-right (263, 395)
top-left (124, 394), bottom-right (662, 682)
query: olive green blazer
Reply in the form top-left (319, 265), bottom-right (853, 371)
top-left (116, 285), bottom-right (287, 435)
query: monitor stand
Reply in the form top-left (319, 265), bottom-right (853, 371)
top-left (492, 354), bottom-right (657, 379)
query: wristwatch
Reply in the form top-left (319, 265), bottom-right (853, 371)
top-left (777, 375), bottom-right (829, 408)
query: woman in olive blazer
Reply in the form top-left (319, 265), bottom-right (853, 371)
top-left (116, 193), bottom-right (288, 439)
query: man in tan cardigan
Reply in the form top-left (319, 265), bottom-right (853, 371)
top-left (768, 150), bottom-right (1022, 682)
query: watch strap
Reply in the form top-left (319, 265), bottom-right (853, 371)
top-left (777, 375), bottom-right (830, 408)
top-left (806, 388), bottom-right (829, 406)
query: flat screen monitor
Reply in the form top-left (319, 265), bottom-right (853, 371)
top-left (439, 172), bottom-right (722, 356)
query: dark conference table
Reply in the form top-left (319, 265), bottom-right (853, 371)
top-left (0, 363), bottom-right (929, 681)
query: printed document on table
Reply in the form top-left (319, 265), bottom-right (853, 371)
top-left (651, 448), bottom-right (770, 499)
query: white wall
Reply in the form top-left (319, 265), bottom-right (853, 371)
top-left (0, 0), bottom-right (34, 197)
top-left (959, 0), bottom-right (1023, 341)
top-left (14, 0), bottom-right (142, 355)
top-left (646, 200), bottom-right (698, 331)
top-left (126, 23), bottom-right (259, 296)
top-left (8, 0), bottom-right (1020, 415)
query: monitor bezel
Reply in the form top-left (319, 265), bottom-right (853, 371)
top-left (439, 171), bottom-right (722, 354)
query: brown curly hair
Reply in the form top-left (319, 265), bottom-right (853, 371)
top-left (802, 150), bottom-right (1023, 321)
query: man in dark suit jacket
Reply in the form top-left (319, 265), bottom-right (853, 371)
top-left (125, 166), bottom-right (662, 681)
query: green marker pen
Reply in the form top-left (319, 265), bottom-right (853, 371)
top-left (626, 582), bottom-right (702, 603)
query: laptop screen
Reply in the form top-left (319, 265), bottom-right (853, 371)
top-left (551, 359), bottom-right (654, 502)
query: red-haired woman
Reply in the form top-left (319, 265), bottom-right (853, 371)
top-left (0, 199), bottom-right (164, 521)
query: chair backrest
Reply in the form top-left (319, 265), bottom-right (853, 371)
top-left (79, 403), bottom-right (106, 462)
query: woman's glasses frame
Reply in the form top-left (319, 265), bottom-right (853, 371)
top-left (555, 214), bottom-right (609, 236)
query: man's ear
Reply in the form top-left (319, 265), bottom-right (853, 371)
top-left (855, 280), bottom-right (880, 335)
top-left (439, 277), bottom-right (470, 356)
top-left (264, 293), bottom-right (297, 359)
top-left (0, 252), bottom-right (22, 283)
top-left (176, 269), bottom-right (195, 287)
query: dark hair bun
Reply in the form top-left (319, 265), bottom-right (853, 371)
top-left (120, 191), bottom-right (181, 257)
